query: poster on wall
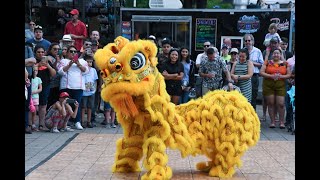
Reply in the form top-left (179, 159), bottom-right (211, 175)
top-left (195, 18), bottom-right (217, 51)
top-left (121, 21), bottom-right (131, 40)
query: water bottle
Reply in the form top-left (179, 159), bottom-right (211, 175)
top-left (189, 88), bottom-right (196, 99)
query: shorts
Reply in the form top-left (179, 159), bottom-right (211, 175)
top-left (39, 85), bottom-right (50, 106)
top-left (263, 79), bottom-right (286, 97)
top-left (166, 83), bottom-right (183, 96)
top-left (32, 98), bottom-right (39, 106)
top-left (104, 102), bottom-right (112, 110)
top-left (81, 95), bottom-right (95, 109)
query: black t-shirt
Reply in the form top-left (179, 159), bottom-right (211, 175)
top-left (36, 59), bottom-right (54, 88)
top-left (162, 61), bottom-right (184, 86)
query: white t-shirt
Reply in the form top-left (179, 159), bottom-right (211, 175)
top-left (83, 67), bottom-right (98, 96)
top-left (195, 52), bottom-right (207, 65)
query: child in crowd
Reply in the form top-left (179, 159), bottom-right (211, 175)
top-left (104, 101), bottom-right (116, 128)
top-left (81, 55), bottom-right (98, 128)
top-left (30, 66), bottom-right (42, 131)
top-left (45, 92), bottom-right (78, 133)
top-left (263, 23), bottom-right (282, 61)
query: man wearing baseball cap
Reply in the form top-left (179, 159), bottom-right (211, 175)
top-left (64, 9), bottom-right (87, 52)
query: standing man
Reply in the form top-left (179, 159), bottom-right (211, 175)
top-left (195, 41), bottom-right (211, 69)
top-left (243, 34), bottom-right (264, 110)
top-left (199, 47), bottom-right (233, 96)
top-left (223, 37), bottom-right (232, 50)
top-left (280, 37), bottom-right (293, 60)
top-left (26, 25), bottom-right (51, 51)
top-left (157, 38), bottom-right (172, 72)
top-left (64, 9), bottom-right (88, 52)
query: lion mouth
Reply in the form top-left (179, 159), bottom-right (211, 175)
top-left (111, 93), bottom-right (139, 118)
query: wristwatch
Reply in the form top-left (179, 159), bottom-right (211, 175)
top-left (238, 75), bottom-right (241, 79)
top-left (228, 80), bottom-right (234, 84)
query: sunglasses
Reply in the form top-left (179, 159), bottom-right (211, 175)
top-left (34, 25), bottom-right (42, 29)
top-left (85, 43), bottom-right (92, 46)
top-left (245, 40), bottom-right (251, 42)
top-left (53, 48), bottom-right (60, 51)
top-left (36, 51), bottom-right (45, 53)
top-left (69, 50), bottom-right (77, 53)
top-left (204, 45), bottom-right (210, 47)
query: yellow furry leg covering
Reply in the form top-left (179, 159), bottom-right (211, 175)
top-left (112, 135), bottom-right (144, 172)
top-left (141, 136), bottom-right (172, 180)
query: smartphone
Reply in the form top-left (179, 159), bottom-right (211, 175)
top-left (73, 53), bottom-right (79, 62)
top-left (66, 99), bottom-right (76, 104)
top-left (41, 56), bottom-right (48, 63)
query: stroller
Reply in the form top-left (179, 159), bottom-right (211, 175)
top-left (286, 85), bottom-right (295, 135)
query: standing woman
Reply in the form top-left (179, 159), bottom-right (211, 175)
top-left (260, 49), bottom-right (291, 129)
top-left (46, 43), bottom-right (62, 108)
top-left (57, 45), bottom-right (89, 130)
top-left (230, 48), bottom-right (254, 102)
top-left (34, 45), bottom-right (56, 131)
top-left (179, 47), bottom-right (196, 104)
top-left (162, 48), bottom-right (184, 105)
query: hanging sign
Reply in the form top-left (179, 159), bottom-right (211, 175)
top-left (237, 15), bottom-right (260, 33)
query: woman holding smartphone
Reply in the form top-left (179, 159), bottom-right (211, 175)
top-left (34, 45), bottom-right (56, 131)
top-left (45, 92), bottom-right (78, 133)
top-left (57, 45), bottom-right (89, 130)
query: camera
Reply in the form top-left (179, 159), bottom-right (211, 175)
top-left (66, 99), bottom-right (76, 104)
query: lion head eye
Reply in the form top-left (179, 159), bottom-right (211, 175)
top-left (110, 57), bottom-right (116, 64)
top-left (130, 52), bottom-right (146, 70)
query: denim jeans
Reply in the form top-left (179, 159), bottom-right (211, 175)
top-left (61, 89), bottom-right (83, 123)
top-left (179, 90), bottom-right (190, 104)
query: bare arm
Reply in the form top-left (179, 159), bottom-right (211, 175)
top-left (32, 83), bottom-right (42, 95)
top-left (55, 101), bottom-right (67, 118)
top-left (66, 101), bottom-right (79, 118)
top-left (238, 61), bottom-right (254, 80)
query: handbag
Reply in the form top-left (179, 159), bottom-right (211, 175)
top-left (29, 98), bottom-right (36, 113)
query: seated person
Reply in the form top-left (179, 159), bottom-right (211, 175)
top-left (45, 92), bottom-right (79, 133)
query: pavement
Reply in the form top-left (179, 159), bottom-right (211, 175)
top-left (25, 104), bottom-right (295, 180)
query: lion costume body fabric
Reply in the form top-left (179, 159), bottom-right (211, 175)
top-left (94, 36), bottom-right (260, 179)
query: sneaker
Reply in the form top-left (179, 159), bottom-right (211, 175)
top-left (75, 122), bottom-right (84, 130)
top-left (31, 124), bottom-right (39, 131)
top-left (87, 122), bottom-right (93, 128)
top-left (51, 127), bottom-right (60, 133)
top-left (106, 124), bottom-right (111, 128)
top-left (111, 124), bottom-right (117, 128)
top-left (101, 120), bottom-right (108, 125)
top-left (25, 127), bottom-right (32, 134)
top-left (60, 127), bottom-right (74, 132)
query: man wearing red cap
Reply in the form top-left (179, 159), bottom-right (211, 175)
top-left (64, 9), bottom-right (87, 52)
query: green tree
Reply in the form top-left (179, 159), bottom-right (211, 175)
top-left (207, 0), bottom-right (233, 9)
top-left (124, 0), bottom-right (149, 8)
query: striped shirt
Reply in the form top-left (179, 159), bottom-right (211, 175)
top-left (234, 60), bottom-right (252, 103)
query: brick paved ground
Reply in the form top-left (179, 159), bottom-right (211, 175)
top-left (25, 105), bottom-right (295, 179)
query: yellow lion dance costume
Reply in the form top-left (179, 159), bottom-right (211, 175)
top-left (94, 36), bottom-right (260, 179)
